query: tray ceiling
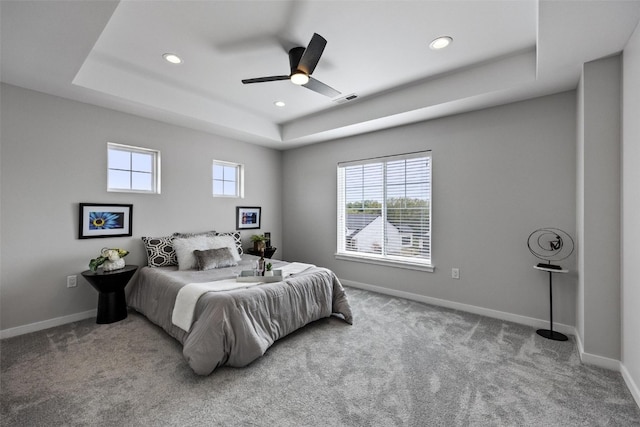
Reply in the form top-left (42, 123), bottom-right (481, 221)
top-left (2, 1), bottom-right (639, 149)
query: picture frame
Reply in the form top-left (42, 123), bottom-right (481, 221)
top-left (236, 206), bottom-right (261, 230)
top-left (79, 203), bottom-right (133, 239)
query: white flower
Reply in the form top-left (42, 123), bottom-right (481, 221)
top-left (107, 249), bottom-right (120, 261)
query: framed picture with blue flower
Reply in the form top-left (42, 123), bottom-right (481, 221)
top-left (79, 203), bottom-right (133, 239)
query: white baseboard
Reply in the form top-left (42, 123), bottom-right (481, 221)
top-left (571, 330), bottom-right (640, 407)
top-left (0, 309), bottom-right (97, 339)
top-left (573, 323), bottom-right (626, 371)
top-left (341, 279), bottom-right (575, 336)
top-left (621, 364), bottom-right (640, 409)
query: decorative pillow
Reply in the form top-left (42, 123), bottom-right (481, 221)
top-left (173, 236), bottom-right (217, 270)
top-left (173, 235), bottom-right (241, 270)
top-left (215, 231), bottom-right (243, 255)
top-left (173, 230), bottom-right (217, 238)
top-left (193, 247), bottom-right (238, 271)
top-left (211, 234), bottom-right (242, 262)
top-left (141, 236), bottom-right (178, 267)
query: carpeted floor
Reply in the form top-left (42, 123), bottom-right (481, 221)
top-left (1, 287), bottom-right (639, 426)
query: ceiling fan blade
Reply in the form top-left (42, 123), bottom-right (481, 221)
top-left (303, 77), bottom-right (341, 98)
top-left (298, 33), bottom-right (327, 75)
top-left (242, 75), bottom-right (290, 84)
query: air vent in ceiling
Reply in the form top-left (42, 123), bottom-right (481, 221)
top-left (333, 93), bottom-right (358, 104)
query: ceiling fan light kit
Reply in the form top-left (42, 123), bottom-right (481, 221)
top-left (242, 33), bottom-right (341, 98)
top-left (290, 72), bottom-right (309, 85)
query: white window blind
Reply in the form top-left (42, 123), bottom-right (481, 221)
top-left (337, 151), bottom-right (431, 267)
top-left (107, 143), bottom-right (160, 194)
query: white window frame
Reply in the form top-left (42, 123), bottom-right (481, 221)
top-left (107, 142), bottom-right (161, 194)
top-left (336, 151), bottom-right (433, 272)
top-left (212, 160), bottom-right (244, 198)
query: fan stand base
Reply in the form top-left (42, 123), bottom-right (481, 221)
top-left (537, 329), bottom-right (568, 341)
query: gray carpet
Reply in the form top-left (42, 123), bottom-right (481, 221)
top-left (1, 287), bottom-right (639, 426)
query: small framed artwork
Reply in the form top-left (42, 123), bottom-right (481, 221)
top-left (79, 203), bottom-right (133, 239)
top-left (236, 206), bottom-right (261, 230)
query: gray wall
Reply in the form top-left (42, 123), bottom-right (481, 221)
top-left (0, 83), bottom-right (282, 331)
top-left (576, 55), bottom-right (622, 361)
top-left (282, 92), bottom-right (577, 326)
top-left (622, 22), bottom-right (640, 400)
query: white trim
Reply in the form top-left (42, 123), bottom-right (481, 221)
top-left (575, 329), bottom-right (585, 357)
top-left (212, 160), bottom-right (244, 198)
top-left (574, 326), bottom-right (624, 371)
top-left (335, 253), bottom-right (434, 272)
top-left (340, 279), bottom-right (575, 335)
top-left (0, 309), bottom-right (97, 339)
top-left (621, 364), bottom-right (640, 409)
top-left (107, 142), bottom-right (161, 194)
top-left (580, 350), bottom-right (622, 371)
top-left (338, 150), bottom-right (432, 167)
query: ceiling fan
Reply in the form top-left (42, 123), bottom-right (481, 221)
top-left (241, 33), bottom-right (341, 98)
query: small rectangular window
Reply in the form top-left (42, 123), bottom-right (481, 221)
top-left (107, 143), bottom-right (160, 194)
top-left (213, 160), bottom-right (244, 198)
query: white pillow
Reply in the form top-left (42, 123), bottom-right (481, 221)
top-left (173, 235), bottom-right (241, 270)
top-left (211, 234), bottom-right (242, 262)
top-left (173, 236), bottom-right (214, 270)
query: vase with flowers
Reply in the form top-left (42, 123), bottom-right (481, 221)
top-left (89, 248), bottom-right (129, 272)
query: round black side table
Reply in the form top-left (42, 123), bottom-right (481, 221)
top-left (81, 265), bottom-right (138, 324)
top-left (247, 247), bottom-right (277, 259)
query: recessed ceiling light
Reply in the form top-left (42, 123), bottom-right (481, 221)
top-left (274, 101), bottom-right (286, 107)
top-left (163, 53), bottom-right (183, 64)
top-left (429, 36), bottom-right (453, 50)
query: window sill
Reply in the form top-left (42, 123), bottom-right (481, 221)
top-left (107, 188), bottom-right (159, 195)
top-left (334, 253), bottom-right (434, 272)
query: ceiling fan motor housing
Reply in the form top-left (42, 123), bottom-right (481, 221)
top-left (288, 47), bottom-right (306, 76)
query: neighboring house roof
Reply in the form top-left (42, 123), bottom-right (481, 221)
top-left (347, 214), bottom-right (428, 238)
top-left (346, 214), bottom-right (380, 238)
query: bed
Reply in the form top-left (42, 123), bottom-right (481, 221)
top-left (127, 254), bottom-right (353, 375)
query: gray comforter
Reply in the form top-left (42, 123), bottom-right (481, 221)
top-left (127, 256), bottom-right (353, 375)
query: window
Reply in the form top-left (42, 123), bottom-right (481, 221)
top-left (213, 160), bottom-right (244, 198)
top-left (107, 143), bottom-right (160, 194)
top-left (337, 151), bottom-right (432, 270)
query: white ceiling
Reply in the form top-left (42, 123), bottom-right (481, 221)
top-left (2, 1), bottom-right (640, 149)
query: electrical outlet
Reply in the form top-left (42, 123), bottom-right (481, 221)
top-left (67, 275), bottom-right (77, 288)
top-left (451, 268), bottom-right (460, 279)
